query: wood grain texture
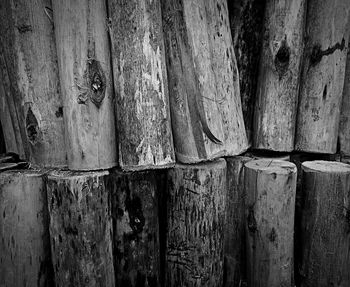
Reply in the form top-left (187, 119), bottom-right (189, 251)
top-left (46, 170), bottom-right (115, 287)
top-left (0, 170), bottom-right (54, 287)
top-left (244, 159), bottom-right (297, 287)
top-left (299, 161), bottom-right (350, 287)
top-left (295, 0), bottom-right (350, 153)
top-left (108, 169), bottom-right (162, 287)
top-left (108, 0), bottom-right (175, 170)
top-left (0, 0), bottom-right (66, 166)
top-left (224, 156), bottom-right (252, 287)
top-left (166, 159), bottom-right (226, 287)
top-left (53, 0), bottom-right (117, 170)
top-left (162, 0), bottom-right (248, 163)
top-left (228, 0), bottom-right (266, 145)
top-left (254, 0), bottom-right (306, 151)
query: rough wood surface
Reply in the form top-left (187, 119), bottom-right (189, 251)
top-left (245, 150), bottom-right (290, 161)
top-left (108, 0), bottom-right (174, 170)
top-left (0, 0), bottom-right (66, 166)
top-left (224, 156), bottom-right (252, 287)
top-left (295, 0), bottom-right (350, 153)
top-left (46, 170), bottom-right (115, 287)
top-left (228, 0), bottom-right (266, 145)
top-left (166, 159), bottom-right (226, 287)
top-left (108, 169), bottom-right (161, 287)
top-left (162, 0), bottom-right (248, 163)
top-left (254, 0), bottom-right (306, 151)
top-left (299, 161), bottom-right (350, 287)
top-left (0, 170), bottom-right (54, 287)
top-left (53, 0), bottom-right (117, 170)
top-left (244, 159), bottom-right (297, 287)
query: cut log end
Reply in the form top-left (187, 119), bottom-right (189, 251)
top-left (302, 160), bottom-right (350, 173)
top-left (245, 159), bottom-right (296, 174)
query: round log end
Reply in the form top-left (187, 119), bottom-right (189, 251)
top-left (245, 159), bottom-right (296, 174)
top-left (302, 160), bottom-right (350, 174)
top-left (174, 158), bottom-right (226, 170)
top-left (47, 169), bottom-right (109, 180)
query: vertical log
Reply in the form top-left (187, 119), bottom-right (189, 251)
top-left (0, 170), bottom-right (54, 287)
top-left (228, 0), bottom-right (266, 145)
top-left (253, 0), bottom-right (306, 151)
top-left (299, 161), bottom-right (350, 287)
top-left (52, 0), bottom-right (117, 170)
top-left (224, 156), bottom-right (252, 287)
top-left (295, 0), bottom-right (350, 153)
top-left (108, 0), bottom-right (175, 170)
top-left (108, 169), bottom-right (163, 287)
top-left (162, 0), bottom-right (248, 164)
top-left (46, 170), bottom-right (115, 287)
top-left (244, 159), bottom-right (297, 287)
top-left (166, 159), bottom-right (226, 287)
top-left (0, 0), bottom-right (66, 166)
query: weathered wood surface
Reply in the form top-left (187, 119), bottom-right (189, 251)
top-left (0, 0), bottom-right (66, 166)
top-left (224, 156), bottom-right (252, 287)
top-left (108, 169), bottom-right (162, 287)
top-left (108, 0), bottom-right (174, 170)
top-left (254, 0), bottom-right (306, 151)
top-left (245, 150), bottom-right (290, 161)
top-left (162, 0), bottom-right (248, 163)
top-left (0, 170), bottom-right (54, 287)
top-left (166, 159), bottom-right (226, 287)
top-left (244, 159), bottom-right (297, 287)
top-left (228, 0), bottom-right (266, 145)
top-left (299, 161), bottom-right (350, 287)
top-left (46, 170), bottom-right (115, 287)
top-left (295, 0), bottom-right (350, 153)
top-left (53, 0), bottom-right (117, 170)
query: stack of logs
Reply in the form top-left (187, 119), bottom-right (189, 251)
top-left (1, 0), bottom-right (350, 286)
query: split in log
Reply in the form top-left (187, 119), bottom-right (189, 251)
top-left (299, 161), bottom-right (350, 287)
top-left (0, 0), bottom-right (66, 167)
top-left (53, 0), bottom-right (117, 170)
top-left (254, 0), bottom-right (306, 151)
top-left (162, 0), bottom-right (248, 163)
top-left (224, 156), bottom-right (252, 287)
top-left (295, 0), bottom-right (350, 153)
top-left (228, 0), bottom-right (267, 145)
top-left (46, 170), bottom-right (115, 287)
top-left (166, 159), bottom-right (226, 287)
top-left (108, 169), bottom-right (164, 287)
top-left (0, 170), bottom-right (54, 287)
top-left (244, 159), bottom-right (297, 287)
top-left (108, 0), bottom-right (175, 171)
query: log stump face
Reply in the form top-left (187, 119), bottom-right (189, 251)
top-left (166, 159), bottom-right (226, 287)
top-left (46, 170), bottom-right (115, 287)
top-left (300, 161), bottom-right (350, 287)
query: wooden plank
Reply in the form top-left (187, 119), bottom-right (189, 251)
top-left (244, 159), bottom-right (297, 287)
top-left (0, 0), bottom-right (66, 167)
top-left (46, 170), bottom-right (115, 287)
top-left (108, 0), bottom-right (175, 170)
top-left (166, 159), bottom-right (226, 287)
top-left (53, 0), bottom-right (117, 170)
top-left (299, 161), bottom-right (350, 287)
top-left (109, 169), bottom-right (162, 286)
top-left (295, 0), bottom-right (350, 153)
top-left (254, 0), bottom-right (306, 151)
top-left (162, 0), bottom-right (248, 163)
top-left (0, 170), bottom-right (54, 287)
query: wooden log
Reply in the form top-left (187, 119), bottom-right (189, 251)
top-left (228, 0), bottom-right (266, 145)
top-left (108, 0), bottom-right (175, 170)
top-left (0, 0), bottom-right (66, 166)
top-left (108, 169), bottom-right (163, 287)
top-left (245, 150), bottom-right (290, 161)
top-left (162, 0), bottom-right (248, 163)
top-left (254, 0), bottom-right (306, 151)
top-left (0, 120), bottom-right (5, 153)
top-left (166, 159), bottom-right (226, 287)
top-left (295, 0), bottom-right (350, 153)
top-left (299, 161), bottom-right (350, 287)
top-left (46, 170), bottom-right (115, 287)
top-left (0, 170), bottom-right (54, 287)
top-left (224, 156), bottom-right (252, 287)
top-left (244, 159), bottom-right (297, 287)
top-left (53, 0), bottom-right (117, 170)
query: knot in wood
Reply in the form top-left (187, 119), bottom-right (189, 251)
top-left (274, 40), bottom-right (290, 79)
